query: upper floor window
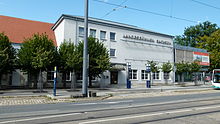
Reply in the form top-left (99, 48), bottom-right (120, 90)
top-left (110, 32), bottom-right (116, 41)
top-left (129, 69), bottom-right (138, 80)
top-left (79, 27), bottom-right (84, 36)
top-left (100, 31), bottom-right (106, 40)
top-left (110, 48), bottom-right (116, 57)
top-left (90, 29), bottom-right (96, 38)
top-left (141, 70), bottom-right (149, 80)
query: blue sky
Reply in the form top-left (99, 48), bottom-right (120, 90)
top-left (1, 0), bottom-right (220, 36)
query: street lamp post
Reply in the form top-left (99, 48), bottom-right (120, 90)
top-left (82, 0), bottom-right (89, 97)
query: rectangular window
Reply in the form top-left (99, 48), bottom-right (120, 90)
top-left (129, 69), bottom-right (138, 80)
top-left (110, 32), bottom-right (116, 41)
top-left (164, 72), bottom-right (170, 79)
top-left (141, 70), bottom-right (149, 80)
top-left (153, 72), bottom-right (160, 80)
top-left (66, 72), bottom-right (71, 81)
top-left (79, 27), bottom-right (84, 37)
top-left (47, 71), bottom-right (54, 81)
top-left (90, 29), bottom-right (96, 38)
top-left (100, 31), bottom-right (106, 40)
top-left (110, 49), bottom-right (116, 57)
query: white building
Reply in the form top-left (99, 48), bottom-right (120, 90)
top-left (52, 14), bottom-right (174, 88)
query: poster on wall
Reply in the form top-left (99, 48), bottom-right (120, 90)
top-left (193, 52), bottom-right (210, 66)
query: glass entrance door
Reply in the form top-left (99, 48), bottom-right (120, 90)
top-left (111, 71), bottom-right (118, 84)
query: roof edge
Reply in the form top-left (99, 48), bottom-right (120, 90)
top-left (52, 14), bottom-right (174, 38)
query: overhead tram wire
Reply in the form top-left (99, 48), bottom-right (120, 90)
top-left (94, 0), bottom-right (198, 23)
top-left (101, 0), bottom-right (128, 18)
top-left (191, 0), bottom-right (220, 10)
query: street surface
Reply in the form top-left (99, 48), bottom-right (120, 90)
top-left (1, 91), bottom-right (220, 124)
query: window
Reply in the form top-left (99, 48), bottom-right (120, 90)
top-left (90, 29), bottom-right (96, 38)
top-left (129, 69), bottom-right (138, 80)
top-left (110, 32), bottom-right (116, 41)
top-left (79, 27), bottom-right (84, 36)
top-left (66, 72), bottom-right (71, 81)
top-left (100, 31), bottom-right (106, 40)
top-left (164, 72), bottom-right (170, 79)
top-left (141, 70), bottom-right (149, 80)
top-left (153, 72), bottom-right (160, 80)
top-left (110, 49), bottom-right (116, 57)
top-left (47, 71), bottom-right (54, 81)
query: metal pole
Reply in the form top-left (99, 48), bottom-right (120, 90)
top-left (53, 66), bottom-right (57, 96)
top-left (82, 0), bottom-right (88, 97)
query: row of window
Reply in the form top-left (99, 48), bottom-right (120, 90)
top-left (79, 27), bottom-right (116, 41)
top-left (129, 70), bottom-right (170, 80)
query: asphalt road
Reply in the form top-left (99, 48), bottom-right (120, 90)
top-left (1, 91), bottom-right (220, 124)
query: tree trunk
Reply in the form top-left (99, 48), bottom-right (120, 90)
top-left (70, 70), bottom-right (76, 90)
top-left (37, 69), bottom-right (43, 92)
top-left (0, 73), bottom-right (2, 89)
top-left (63, 72), bottom-right (66, 88)
top-left (181, 73), bottom-right (185, 86)
top-left (89, 75), bottom-right (92, 87)
top-left (27, 71), bottom-right (31, 88)
top-left (178, 74), bottom-right (180, 84)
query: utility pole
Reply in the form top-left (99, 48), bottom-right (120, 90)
top-left (82, 0), bottom-right (88, 97)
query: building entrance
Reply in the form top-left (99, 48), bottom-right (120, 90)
top-left (111, 71), bottom-right (118, 84)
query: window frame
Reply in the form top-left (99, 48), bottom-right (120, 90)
top-left (100, 30), bottom-right (107, 40)
top-left (110, 48), bottom-right (116, 57)
top-left (141, 70), bottom-right (149, 80)
top-left (89, 29), bottom-right (96, 38)
top-left (129, 69), bottom-right (138, 80)
top-left (153, 71), bottom-right (160, 80)
top-left (79, 27), bottom-right (84, 37)
top-left (110, 32), bottom-right (116, 41)
top-left (47, 71), bottom-right (54, 81)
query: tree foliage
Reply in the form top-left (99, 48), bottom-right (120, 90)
top-left (78, 37), bottom-right (110, 86)
top-left (147, 60), bottom-right (159, 72)
top-left (161, 62), bottom-right (173, 73)
top-left (0, 32), bottom-right (15, 74)
top-left (59, 41), bottom-right (81, 72)
top-left (174, 21), bottom-right (218, 47)
top-left (18, 33), bottom-right (57, 72)
top-left (197, 29), bottom-right (220, 70)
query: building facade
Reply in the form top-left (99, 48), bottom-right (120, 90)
top-left (174, 44), bottom-right (210, 82)
top-left (0, 15), bottom-right (56, 88)
top-left (52, 14), bottom-right (174, 88)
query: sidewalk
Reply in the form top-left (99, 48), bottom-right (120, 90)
top-left (0, 82), bottom-right (213, 106)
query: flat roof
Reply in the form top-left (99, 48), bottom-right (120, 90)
top-left (174, 44), bottom-right (208, 53)
top-left (52, 14), bottom-right (174, 38)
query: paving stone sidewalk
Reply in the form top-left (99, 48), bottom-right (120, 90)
top-left (0, 83), bottom-right (213, 106)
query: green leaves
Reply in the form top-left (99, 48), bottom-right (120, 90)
top-left (175, 62), bottom-right (200, 74)
top-left (198, 29), bottom-right (220, 70)
top-left (59, 37), bottom-right (110, 79)
top-left (174, 21), bottom-right (218, 47)
top-left (161, 62), bottom-right (172, 73)
top-left (17, 33), bottom-right (56, 72)
top-left (0, 32), bottom-right (15, 74)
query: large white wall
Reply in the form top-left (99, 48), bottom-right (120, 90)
top-left (54, 17), bottom-right (174, 85)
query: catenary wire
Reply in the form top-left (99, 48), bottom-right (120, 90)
top-left (101, 0), bottom-right (128, 18)
top-left (94, 0), bottom-right (198, 23)
top-left (191, 0), bottom-right (220, 10)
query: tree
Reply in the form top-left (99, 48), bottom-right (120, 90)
top-left (175, 62), bottom-right (189, 83)
top-left (78, 37), bottom-right (110, 87)
top-left (197, 29), bottom-right (220, 70)
top-left (147, 60), bottom-right (160, 85)
top-left (161, 62), bottom-right (173, 84)
top-left (175, 21), bottom-right (218, 47)
top-left (189, 62), bottom-right (201, 85)
top-left (59, 40), bottom-right (81, 89)
top-left (17, 33), bottom-right (57, 89)
top-left (0, 32), bottom-right (15, 86)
